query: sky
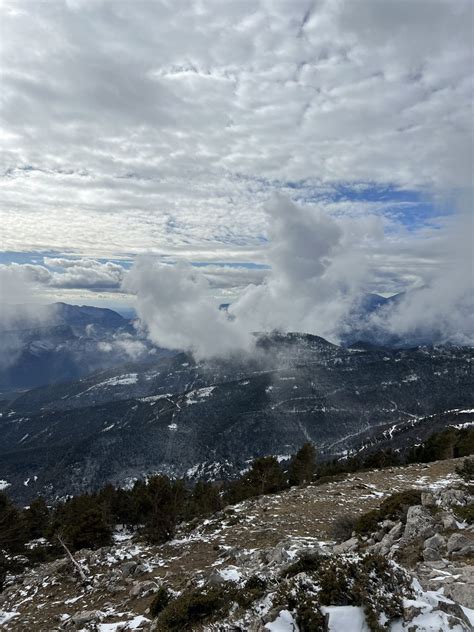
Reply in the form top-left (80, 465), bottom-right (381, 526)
top-left (0, 0), bottom-right (472, 349)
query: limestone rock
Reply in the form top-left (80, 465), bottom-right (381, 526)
top-left (404, 506), bottom-right (435, 541)
top-left (332, 537), bottom-right (358, 554)
top-left (421, 491), bottom-right (435, 507)
top-left (71, 610), bottom-right (100, 626)
top-left (121, 561), bottom-right (137, 577)
top-left (129, 580), bottom-right (157, 598)
top-left (447, 532), bottom-right (474, 554)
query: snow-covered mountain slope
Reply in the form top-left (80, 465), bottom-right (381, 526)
top-left (0, 333), bottom-right (472, 502)
top-left (0, 303), bottom-right (165, 392)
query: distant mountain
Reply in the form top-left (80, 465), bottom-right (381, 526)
top-left (0, 302), bottom-right (162, 392)
top-left (1, 332), bottom-right (471, 502)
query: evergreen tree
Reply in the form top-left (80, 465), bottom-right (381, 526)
top-left (188, 481), bottom-right (222, 518)
top-left (0, 492), bottom-right (27, 553)
top-left (244, 456), bottom-right (287, 496)
top-left (24, 497), bottom-right (50, 540)
top-left (289, 442), bottom-right (317, 486)
top-left (143, 476), bottom-right (188, 544)
top-left (53, 495), bottom-right (112, 551)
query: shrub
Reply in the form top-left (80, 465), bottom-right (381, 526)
top-left (354, 489), bottom-right (421, 536)
top-left (279, 553), bottom-right (410, 632)
top-left (354, 509), bottom-right (380, 536)
top-left (331, 514), bottom-right (357, 542)
top-left (150, 586), bottom-right (172, 618)
top-left (281, 552), bottom-right (323, 578)
top-left (294, 589), bottom-right (327, 631)
top-left (456, 457), bottom-right (474, 483)
top-left (379, 489), bottom-right (422, 522)
top-left (454, 502), bottom-right (474, 524)
top-left (155, 585), bottom-right (235, 631)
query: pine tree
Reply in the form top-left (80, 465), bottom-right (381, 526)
top-left (0, 492), bottom-right (27, 553)
top-left (289, 442), bottom-right (317, 486)
top-left (244, 456), bottom-right (287, 496)
top-left (24, 497), bottom-right (50, 540)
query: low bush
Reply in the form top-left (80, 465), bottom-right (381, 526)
top-left (354, 489), bottom-right (421, 536)
top-left (456, 457), bottom-right (474, 483)
top-left (454, 502), bottom-right (474, 524)
top-left (331, 513), bottom-right (357, 542)
top-left (281, 552), bottom-right (323, 578)
top-left (149, 586), bottom-right (172, 618)
top-left (155, 585), bottom-right (235, 631)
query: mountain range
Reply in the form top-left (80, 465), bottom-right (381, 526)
top-left (1, 322), bottom-right (472, 502)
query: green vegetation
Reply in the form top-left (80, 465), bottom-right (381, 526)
top-left (354, 489), bottom-right (422, 536)
top-left (408, 428), bottom-right (474, 463)
top-left (277, 552), bottom-right (410, 632)
top-left (288, 442), bottom-right (317, 486)
top-left (455, 456), bottom-right (474, 483)
top-left (0, 426), bottom-right (472, 593)
top-left (149, 586), bottom-right (172, 618)
top-left (454, 502), bottom-right (474, 524)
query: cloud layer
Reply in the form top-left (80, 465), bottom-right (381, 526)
top-left (0, 0), bottom-right (472, 261)
top-left (125, 196), bottom-right (473, 357)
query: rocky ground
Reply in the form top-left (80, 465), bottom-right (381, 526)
top-left (0, 457), bottom-right (473, 631)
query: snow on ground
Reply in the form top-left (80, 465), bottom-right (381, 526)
top-left (185, 386), bottom-right (215, 405)
top-left (265, 609), bottom-right (298, 631)
top-left (0, 479), bottom-right (10, 490)
top-left (322, 605), bottom-right (369, 632)
top-left (99, 615), bottom-right (150, 631)
top-left (0, 612), bottom-right (18, 625)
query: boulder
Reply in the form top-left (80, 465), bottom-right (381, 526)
top-left (446, 532), bottom-right (474, 554)
top-left (437, 600), bottom-right (473, 627)
top-left (424, 533), bottom-right (446, 551)
top-left (71, 610), bottom-right (100, 626)
top-left (404, 506), bottom-right (435, 541)
top-left (438, 511), bottom-right (458, 531)
top-left (388, 521), bottom-right (403, 540)
top-left (332, 537), bottom-right (358, 554)
top-left (129, 580), bottom-right (157, 598)
top-left (421, 492), bottom-right (435, 507)
top-left (444, 582), bottom-right (474, 608)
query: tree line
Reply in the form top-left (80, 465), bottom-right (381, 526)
top-left (1, 427), bottom-right (473, 591)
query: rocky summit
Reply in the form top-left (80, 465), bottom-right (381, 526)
top-left (0, 457), bottom-right (473, 631)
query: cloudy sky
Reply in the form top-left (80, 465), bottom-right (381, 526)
top-left (0, 0), bottom-right (472, 319)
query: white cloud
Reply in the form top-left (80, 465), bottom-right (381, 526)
top-left (0, 0), bottom-right (471, 262)
top-left (124, 195), bottom-right (473, 355)
top-left (123, 259), bottom-right (254, 358)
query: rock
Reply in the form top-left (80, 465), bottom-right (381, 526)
top-left (332, 537), bottom-right (358, 554)
top-left (438, 489), bottom-right (468, 507)
top-left (446, 532), bottom-right (474, 554)
top-left (437, 599), bottom-right (473, 627)
top-left (129, 580), bottom-right (157, 598)
top-left (134, 563), bottom-right (149, 576)
top-left (423, 547), bottom-right (442, 562)
top-left (404, 506), bottom-right (435, 541)
top-left (207, 571), bottom-right (227, 586)
top-left (71, 610), bottom-right (100, 626)
top-left (424, 533), bottom-right (446, 551)
top-left (438, 511), bottom-right (458, 531)
top-left (444, 582), bottom-right (474, 608)
top-left (388, 521), bottom-right (403, 540)
top-left (421, 491), bottom-right (435, 507)
top-left (402, 603), bottom-right (424, 622)
top-left (121, 561), bottom-right (137, 577)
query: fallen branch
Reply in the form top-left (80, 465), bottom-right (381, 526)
top-left (57, 534), bottom-right (88, 583)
